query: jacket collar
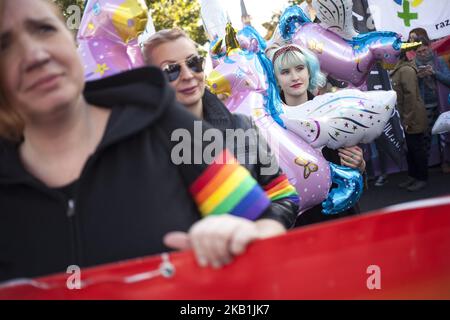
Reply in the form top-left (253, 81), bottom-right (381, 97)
top-left (391, 59), bottom-right (418, 76)
top-left (84, 66), bottom-right (174, 150)
top-left (202, 89), bottom-right (235, 132)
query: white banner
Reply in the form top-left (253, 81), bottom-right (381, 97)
top-left (367, 0), bottom-right (450, 40)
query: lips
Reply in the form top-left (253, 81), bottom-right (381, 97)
top-left (179, 85), bottom-right (198, 95)
top-left (290, 83), bottom-right (304, 89)
top-left (26, 73), bottom-right (63, 92)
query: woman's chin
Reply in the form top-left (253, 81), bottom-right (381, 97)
top-left (178, 93), bottom-right (202, 107)
top-left (21, 92), bottom-right (79, 119)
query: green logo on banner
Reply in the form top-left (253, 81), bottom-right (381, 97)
top-left (395, 0), bottom-right (424, 27)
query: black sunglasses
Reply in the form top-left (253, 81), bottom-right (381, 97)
top-left (162, 55), bottom-right (205, 82)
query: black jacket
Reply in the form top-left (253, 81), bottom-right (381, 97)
top-left (0, 67), bottom-right (296, 282)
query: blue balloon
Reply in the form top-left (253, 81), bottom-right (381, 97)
top-left (239, 25), bottom-right (267, 51)
top-left (239, 26), bottom-right (286, 128)
top-left (279, 5), bottom-right (311, 41)
top-left (322, 163), bottom-right (364, 215)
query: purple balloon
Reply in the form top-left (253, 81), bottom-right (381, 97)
top-left (291, 23), bottom-right (403, 87)
top-left (77, 0), bottom-right (147, 81)
top-left (207, 50), bottom-right (331, 212)
top-left (237, 33), bottom-right (260, 53)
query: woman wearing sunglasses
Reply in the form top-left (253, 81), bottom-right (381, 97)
top-left (142, 33), bottom-right (206, 119)
top-left (0, 0), bottom-right (296, 281)
top-left (143, 29), bottom-right (300, 261)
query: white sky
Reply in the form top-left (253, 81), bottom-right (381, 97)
top-left (222, 0), bottom-right (291, 36)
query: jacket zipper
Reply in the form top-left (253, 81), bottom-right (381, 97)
top-left (64, 153), bottom-right (101, 268)
top-left (4, 131), bottom-right (110, 270)
top-left (66, 198), bottom-right (81, 267)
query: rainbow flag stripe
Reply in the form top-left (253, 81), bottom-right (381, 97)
top-left (264, 174), bottom-right (300, 205)
top-left (189, 150), bottom-right (271, 220)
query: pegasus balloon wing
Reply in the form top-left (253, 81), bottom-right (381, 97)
top-left (313, 0), bottom-right (358, 40)
top-left (280, 89), bottom-right (397, 149)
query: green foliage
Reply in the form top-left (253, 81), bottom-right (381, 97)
top-left (148, 0), bottom-right (207, 45)
top-left (52, 0), bottom-right (207, 45)
top-left (52, 0), bottom-right (85, 18)
top-left (262, 11), bottom-right (281, 40)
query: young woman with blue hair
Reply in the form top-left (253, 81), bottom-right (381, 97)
top-left (270, 44), bottom-right (366, 226)
top-left (271, 44), bottom-right (326, 106)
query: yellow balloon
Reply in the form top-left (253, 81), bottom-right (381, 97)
top-left (225, 23), bottom-right (241, 56)
top-left (112, 0), bottom-right (148, 43)
top-left (206, 70), bottom-right (232, 96)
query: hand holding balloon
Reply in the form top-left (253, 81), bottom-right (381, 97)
top-left (338, 146), bottom-right (366, 173)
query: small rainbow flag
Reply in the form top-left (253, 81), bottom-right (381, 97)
top-left (264, 174), bottom-right (300, 206)
top-left (189, 149), bottom-right (271, 220)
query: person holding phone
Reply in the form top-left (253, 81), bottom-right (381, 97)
top-left (391, 51), bottom-right (429, 191)
top-left (415, 36), bottom-right (450, 173)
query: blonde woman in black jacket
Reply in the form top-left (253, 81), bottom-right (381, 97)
top-left (142, 28), bottom-right (300, 259)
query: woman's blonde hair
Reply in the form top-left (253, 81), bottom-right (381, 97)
top-left (142, 28), bottom-right (196, 65)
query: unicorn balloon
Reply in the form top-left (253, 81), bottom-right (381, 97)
top-left (207, 25), bottom-right (366, 214)
top-left (281, 89), bottom-right (397, 149)
top-left (208, 47), bottom-right (332, 213)
top-left (269, 1), bottom-right (421, 88)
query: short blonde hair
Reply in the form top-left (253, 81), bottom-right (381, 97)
top-left (142, 28), bottom-right (196, 64)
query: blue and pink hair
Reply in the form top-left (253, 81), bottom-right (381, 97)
top-left (272, 45), bottom-right (326, 92)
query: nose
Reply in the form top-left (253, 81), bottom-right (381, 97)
top-left (179, 63), bottom-right (195, 81)
top-left (20, 37), bottom-right (51, 73)
top-left (291, 69), bottom-right (301, 81)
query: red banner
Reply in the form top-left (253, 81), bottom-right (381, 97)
top-left (1, 196), bottom-right (450, 300)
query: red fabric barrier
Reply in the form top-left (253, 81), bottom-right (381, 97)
top-left (433, 36), bottom-right (450, 56)
top-left (1, 196), bottom-right (450, 300)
